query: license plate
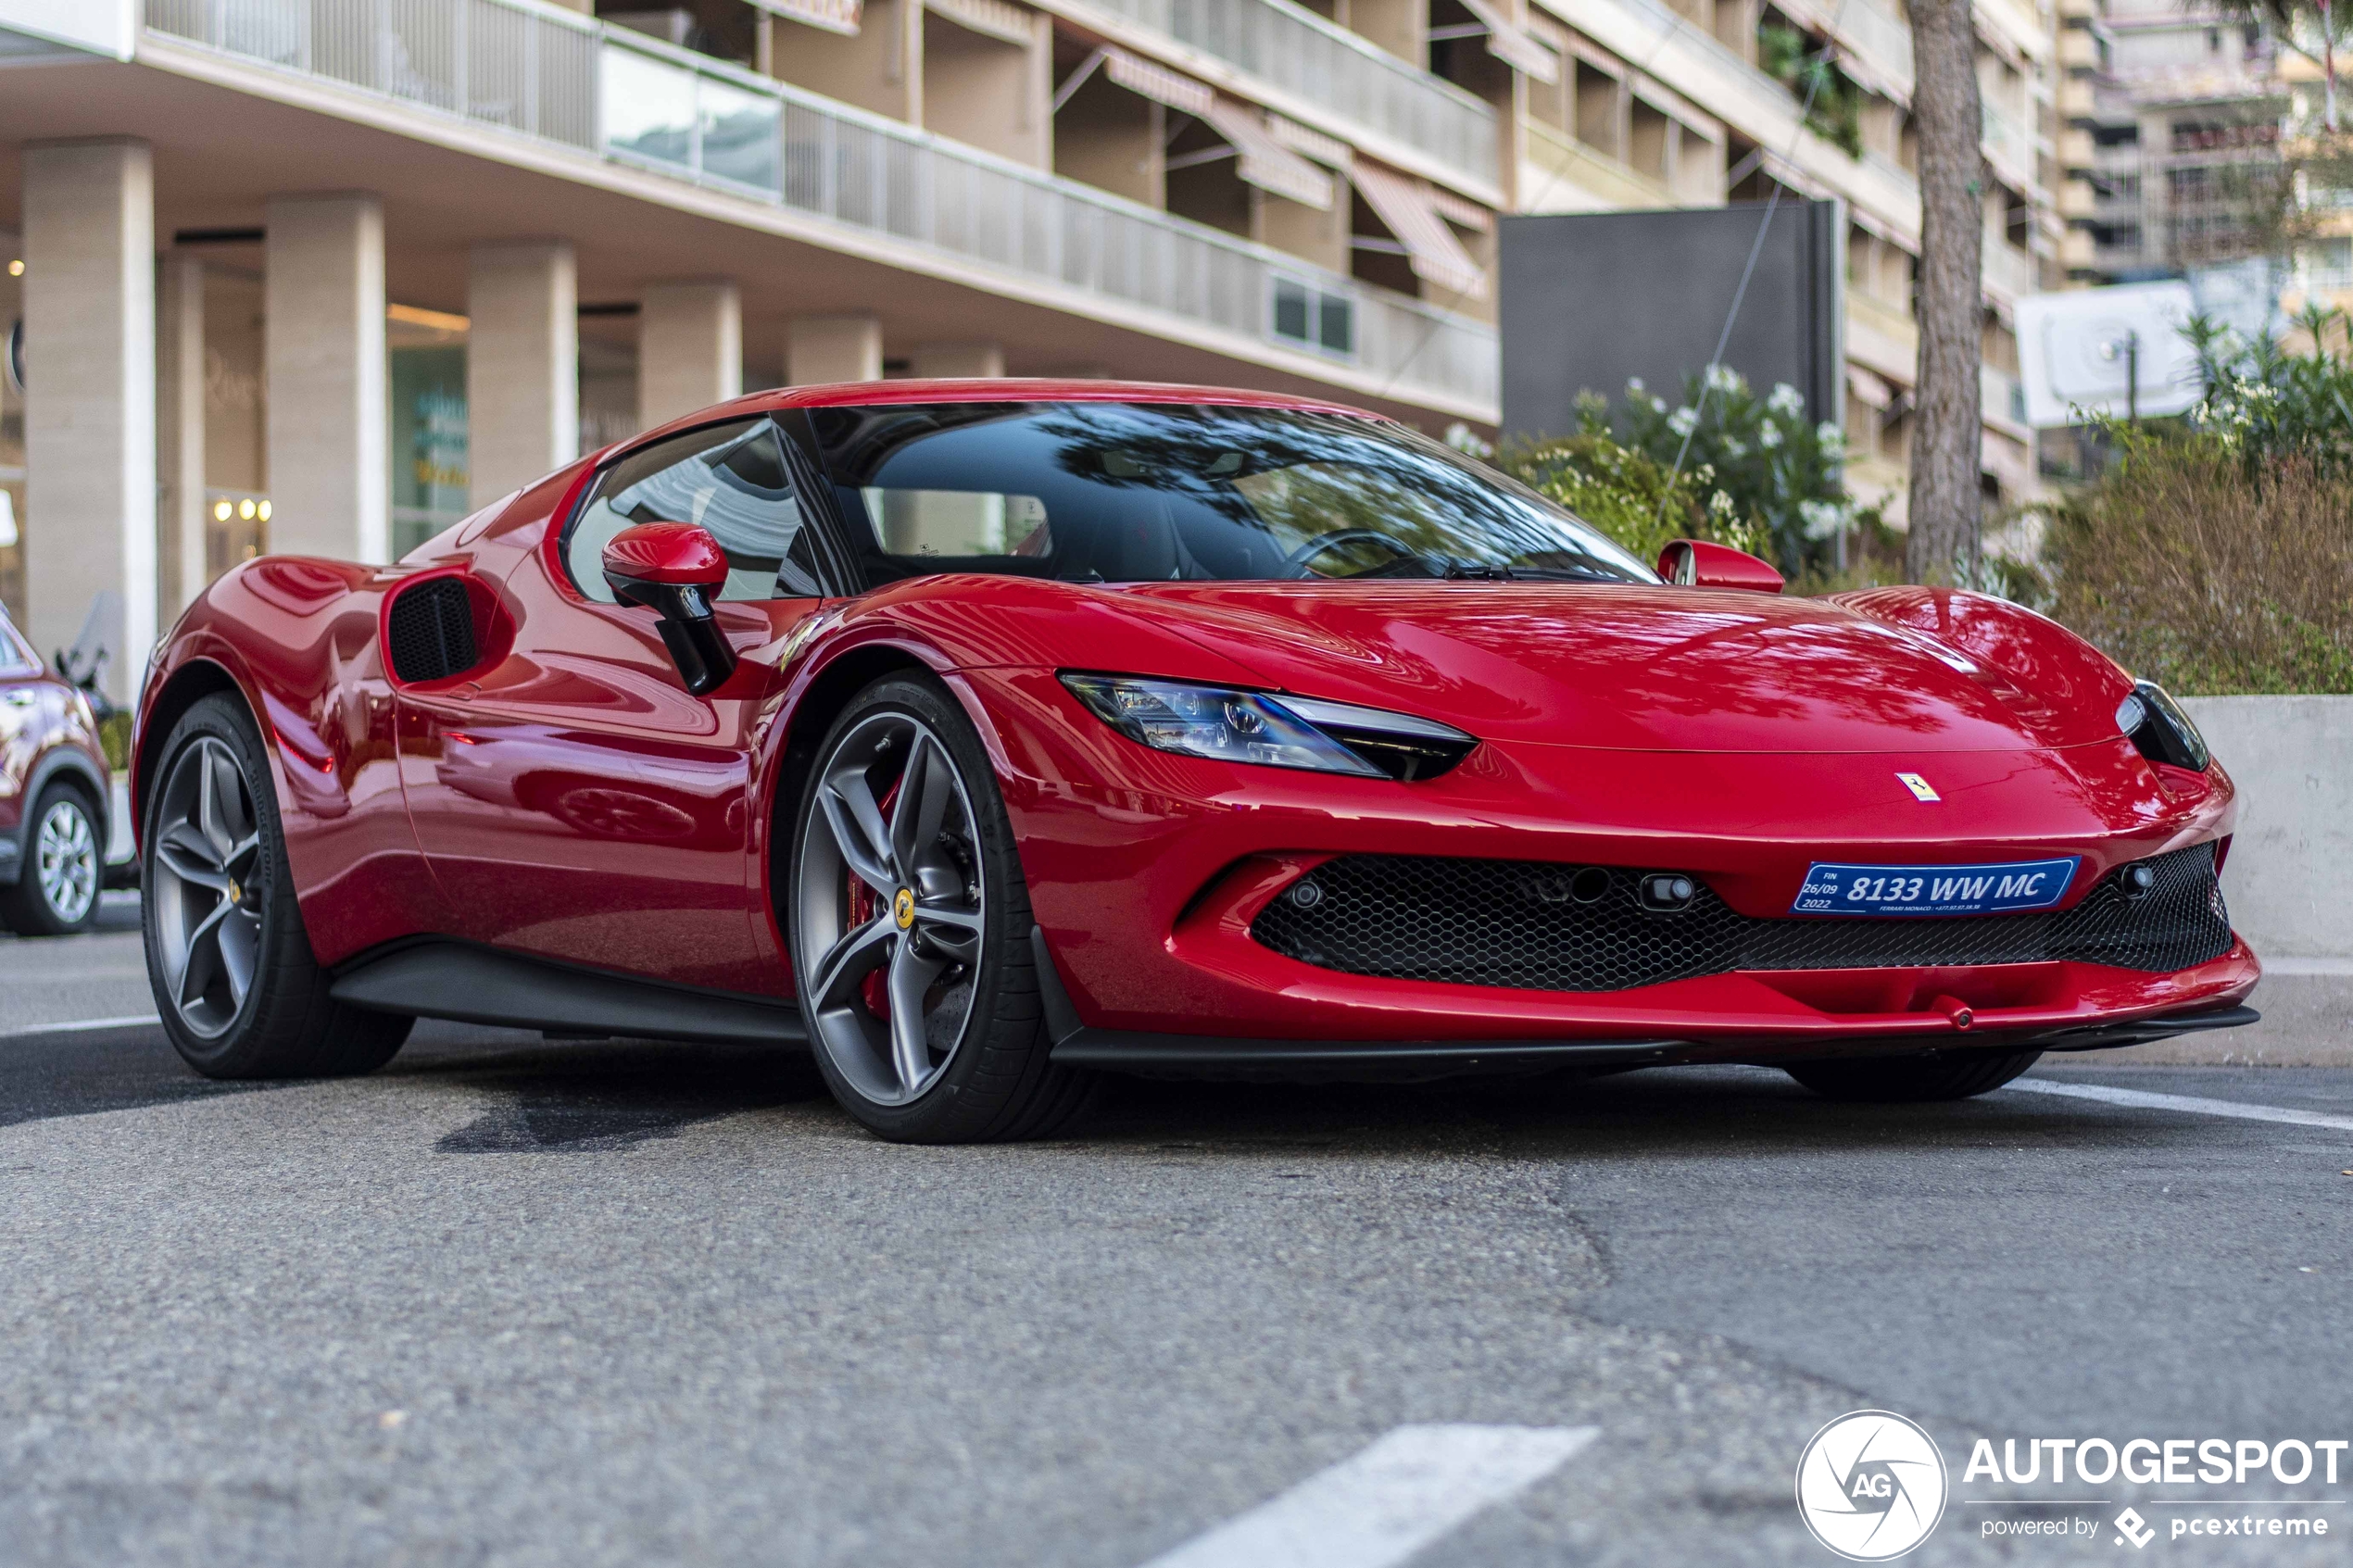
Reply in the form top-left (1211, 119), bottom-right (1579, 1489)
top-left (1790, 857), bottom-right (2080, 917)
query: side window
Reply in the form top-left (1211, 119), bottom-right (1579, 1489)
top-left (563, 419), bottom-right (823, 602)
top-left (0, 610), bottom-right (37, 676)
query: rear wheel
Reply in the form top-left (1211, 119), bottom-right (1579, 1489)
top-left (0, 783), bottom-right (102, 935)
top-left (1784, 1047), bottom-right (2044, 1103)
top-left (787, 676), bottom-right (1098, 1143)
top-left (144, 693), bottom-right (411, 1079)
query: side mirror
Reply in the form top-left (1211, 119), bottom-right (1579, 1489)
top-left (1657, 539), bottom-right (1785, 594)
top-left (602, 522), bottom-right (737, 696)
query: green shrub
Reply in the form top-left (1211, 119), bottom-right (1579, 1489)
top-left (2045, 433), bottom-right (2353, 695)
top-left (1476, 394), bottom-right (1768, 567)
top-left (1757, 26), bottom-right (1862, 157)
top-left (2185, 303), bottom-right (2353, 470)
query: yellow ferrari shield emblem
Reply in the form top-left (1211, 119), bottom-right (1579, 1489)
top-left (893, 887), bottom-right (916, 930)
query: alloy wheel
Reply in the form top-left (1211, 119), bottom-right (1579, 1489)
top-left (150, 736), bottom-right (265, 1038)
top-left (34, 797), bottom-right (98, 925)
top-left (795, 712), bottom-right (987, 1107)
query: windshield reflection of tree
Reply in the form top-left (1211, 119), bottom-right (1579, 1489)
top-left (1031, 407), bottom-right (1642, 582)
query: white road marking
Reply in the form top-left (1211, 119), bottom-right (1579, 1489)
top-left (1139, 1424), bottom-right (1598, 1568)
top-left (0, 1014), bottom-right (161, 1042)
top-left (2006, 1077), bottom-right (2353, 1134)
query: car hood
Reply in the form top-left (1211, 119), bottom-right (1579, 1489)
top-left (1107, 582), bottom-right (2114, 754)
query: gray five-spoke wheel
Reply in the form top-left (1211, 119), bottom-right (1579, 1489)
top-left (151, 735), bottom-right (265, 1038)
top-left (795, 711), bottom-right (987, 1107)
top-left (33, 796), bottom-right (98, 926)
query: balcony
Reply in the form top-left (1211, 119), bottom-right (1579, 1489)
top-left (1541, 0), bottom-right (1922, 235)
top-left (138, 0), bottom-right (1499, 416)
top-left (1520, 119), bottom-right (1673, 211)
top-left (1983, 235), bottom-right (2039, 299)
top-left (1982, 364), bottom-right (2030, 439)
top-left (1054, 0), bottom-right (1499, 194)
top-left (1982, 95), bottom-right (2033, 189)
top-left (1845, 289), bottom-right (1917, 386)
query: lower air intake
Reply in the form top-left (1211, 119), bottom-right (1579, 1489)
top-left (1251, 842), bottom-right (2233, 993)
top-left (385, 577), bottom-right (478, 684)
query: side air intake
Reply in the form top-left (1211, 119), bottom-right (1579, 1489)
top-left (385, 577), bottom-right (479, 684)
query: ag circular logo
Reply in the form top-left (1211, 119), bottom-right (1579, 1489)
top-left (1794, 1410), bottom-right (1948, 1561)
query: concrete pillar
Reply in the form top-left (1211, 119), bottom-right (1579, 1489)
top-left (21, 140), bottom-right (156, 702)
top-left (909, 341), bottom-right (1004, 378)
top-left (467, 241), bottom-right (577, 505)
top-left (638, 281), bottom-right (741, 428)
top-left (157, 254), bottom-right (206, 619)
top-left (788, 314), bottom-right (884, 385)
top-left (266, 194), bottom-right (386, 563)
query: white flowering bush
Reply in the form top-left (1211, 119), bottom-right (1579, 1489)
top-left (1614, 368), bottom-right (1874, 572)
top-left (1489, 391), bottom-right (1768, 569)
top-left (2184, 304), bottom-right (2353, 470)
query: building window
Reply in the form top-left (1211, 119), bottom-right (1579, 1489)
top-left (1272, 277), bottom-right (1354, 357)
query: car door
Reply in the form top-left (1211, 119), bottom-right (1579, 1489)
top-left (397, 418), bottom-right (829, 997)
top-left (0, 608), bottom-right (45, 870)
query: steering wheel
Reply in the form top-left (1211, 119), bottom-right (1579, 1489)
top-left (1282, 528), bottom-right (1423, 576)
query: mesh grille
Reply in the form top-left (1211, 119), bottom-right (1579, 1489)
top-left (385, 577), bottom-right (477, 684)
top-left (1252, 842), bottom-right (2232, 993)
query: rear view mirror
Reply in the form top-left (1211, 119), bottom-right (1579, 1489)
top-left (1657, 539), bottom-right (1785, 594)
top-left (602, 521), bottom-right (737, 695)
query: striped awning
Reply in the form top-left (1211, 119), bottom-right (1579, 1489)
top-left (1458, 0), bottom-right (1560, 83)
top-left (749, 0), bottom-right (862, 37)
top-left (925, 0), bottom-right (1035, 45)
top-left (1349, 161), bottom-right (1487, 299)
top-left (1202, 99), bottom-right (1336, 208)
top-left (1102, 46), bottom-right (1214, 116)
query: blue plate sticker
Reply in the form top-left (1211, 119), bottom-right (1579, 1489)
top-left (1791, 857), bottom-right (2080, 917)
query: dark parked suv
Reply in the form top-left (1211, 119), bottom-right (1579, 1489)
top-left (0, 601), bottom-right (110, 935)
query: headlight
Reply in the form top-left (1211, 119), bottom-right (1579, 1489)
top-left (2117, 679), bottom-right (2209, 771)
top-left (1058, 673), bottom-right (1476, 781)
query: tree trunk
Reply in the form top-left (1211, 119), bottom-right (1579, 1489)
top-left (2324, 0), bottom-right (2340, 134)
top-left (1906, 0), bottom-right (1985, 582)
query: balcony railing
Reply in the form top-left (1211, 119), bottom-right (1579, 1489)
top-left (1982, 236), bottom-right (2040, 299)
top-left (140, 0), bottom-right (1499, 414)
top-left (1063, 0), bottom-right (1497, 191)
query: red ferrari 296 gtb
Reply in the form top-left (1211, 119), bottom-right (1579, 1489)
top-left (133, 382), bottom-right (2259, 1141)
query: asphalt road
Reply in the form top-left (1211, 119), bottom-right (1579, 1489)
top-left (1, 911), bottom-right (2347, 1566)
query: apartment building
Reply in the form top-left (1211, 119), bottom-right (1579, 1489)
top-left (0, 0), bottom-right (2050, 690)
top-left (2055, 0), bottom-right (2286, 284)
top-left (1489, 0), bottom-right (2061, 515)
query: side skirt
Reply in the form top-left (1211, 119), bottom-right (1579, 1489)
top-left (329, 938), bottom-right (808, 1047)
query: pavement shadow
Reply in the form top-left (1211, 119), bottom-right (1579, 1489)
top-left (392, 1032), bottom-right (829, 1152)
top-left (0, 1022), bottom-right (272, 1132)
top-left (1076, 1063), bottom-right (2221, 1163)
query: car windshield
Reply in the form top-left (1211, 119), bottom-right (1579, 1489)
top-left (807, 402), bottom-right (1657, 586)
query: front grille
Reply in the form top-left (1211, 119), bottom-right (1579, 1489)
top-left (1251, 843), bottom-right (2233, 993)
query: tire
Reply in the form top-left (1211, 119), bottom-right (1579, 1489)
top-left (1783, 1047), bottom-right (2045, 1103)
top-left (786, 675), bottom-right (1100, 1143)
top-left (143, 692), bottom-right (412, 1079)
top-left (0, 782), bottom-right (103, 935)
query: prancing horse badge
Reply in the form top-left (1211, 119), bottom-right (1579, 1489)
top-left (1895, 771), bottom-right (1940, 802)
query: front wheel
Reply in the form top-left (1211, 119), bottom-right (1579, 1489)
top-left (144, 692), bottom-right (412, 1079)
top-left (1783, 1047), bottom-right (2044, 1103)
top-left (787, 676), bottom-right (1098, 1143)
top-left (0, 783), bottom-right (103, 935)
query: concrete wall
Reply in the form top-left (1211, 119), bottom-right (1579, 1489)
top-left (2185, 696), bottom-right (2353, 962)
top-left (2081, 696), bottom-right (2353, 1066)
